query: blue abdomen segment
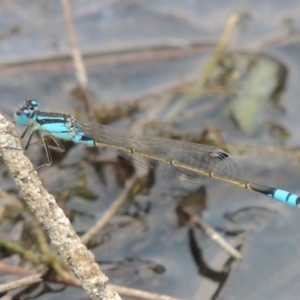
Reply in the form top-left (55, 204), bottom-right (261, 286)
top-left (72, 132), bottom-right (95, 146)
top-left (273, 189), bottom-right (300, 206)
top-left (249, 183), bottom-right (300, 207)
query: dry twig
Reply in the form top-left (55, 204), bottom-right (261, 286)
top-left (81, 175), bottom-right (140, 245)
top-left (0, 274), bottom-right (41, 293)
top-left (0, 115), bottom-right (120, 300)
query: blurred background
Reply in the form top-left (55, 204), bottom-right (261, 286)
top-left (1, 1), bottom-right (300, 299)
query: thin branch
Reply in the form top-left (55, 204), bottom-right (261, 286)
top-left (61, 0), bottom-right (87, 89)
top-left (81, 176), bottom-right (140, 245)
top-left (0, 274), bottom-right (41, 293)
top-left (164, 12), bottom-right (240, 121)
top-left (183, 207), bottom-right (243, 260)
top-left (113, 284), bottom-right (186, 300)
top-left (0, 115), bottom-right (121, 300)
top-left (61, 0), bottom-right (94, 118)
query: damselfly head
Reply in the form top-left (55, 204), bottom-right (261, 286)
top-left (14, 102), bottom-right (37, 125)
top-left (14, 109), bottom-right (29, 125)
